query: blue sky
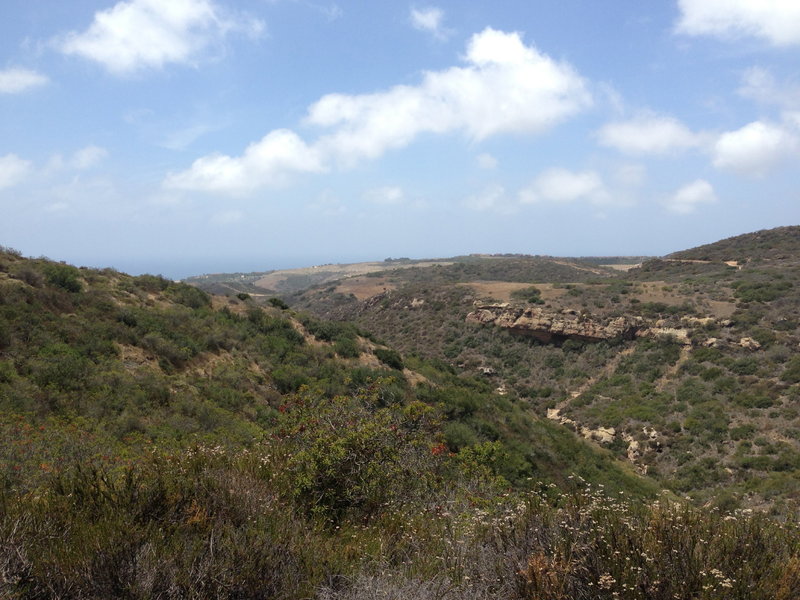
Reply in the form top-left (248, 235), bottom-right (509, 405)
top-left (1, 0), bottom-right (799, 277)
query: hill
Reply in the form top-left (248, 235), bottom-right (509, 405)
top-left (668, 225), bottom-right (800, 263)
top-left (2, 233), bottom-right (800, 599)
top-left (289, 226), bottom-right (800, 512)
top-left (186, 254), bottom-right (621, 298)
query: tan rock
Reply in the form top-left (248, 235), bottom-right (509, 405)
top-left (466, 305), bottom-right (643, 343)
top-left (681, 316), bottom-right (716, 327)
top-left (637, 327), bottom-right (692, 345)
top-left (739, 337), bottom-right (761, 350)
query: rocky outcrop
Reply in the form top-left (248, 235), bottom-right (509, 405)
top-left (739, 337), bottom-right (761, 350)
top-left (636, 326), bottom-right (692, 345)
top-left (466, 304), bottom-right (643, 343)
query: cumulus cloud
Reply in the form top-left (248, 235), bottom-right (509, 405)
top-left (519, 168), bottom-right (608, 205)
top-left (165, 129), bottom-right (326, 193)
top-left (410, 6), bottom-right (450, 40)
top-left (0, 67), bottom-right (48, 94)
top-left (664, 179), bottom-right (717, 214)
top-left (167, 28), bottom-right (592, 194)
top-left (363, 186), bottom-right (404, 205)
top-left (712, 120), bottom-right (799, 176)
top-left (675, 0), bottom-right (800, 46)
top-left (0, 154), bottom-right (32, 189)
top-left (596, 113), bottom-right (706, 155)
top-left (58, 0), bottom-right (264, 74)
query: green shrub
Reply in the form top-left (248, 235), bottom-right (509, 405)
top-left (268, 297), bottom-right (289, 309)
top-left (732, 279), bottom-right (793, 302)
top-left (334, 337), bottom-right (360, 358)
top-left (134, 274), bottom-right (170, 292)
top-left (374, 348), bottom-right (404, 370)
top-left (165, 283), bottom-right (211, 309)
top-left (781, 356), bottom-right (800, 383)
top-left (510, 285), bottom-right (544, 304)
top-left (44, 263), bottom-right (82, 293)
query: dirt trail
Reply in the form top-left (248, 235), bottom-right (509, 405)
top-left (551, 260), bottom-right (610, 275)
top-left (551, 346), bottom-right (636, 415)
top-left (663, 258), bottom-right (741, 269)
top-left (655, 345), bottom-right (692, 392)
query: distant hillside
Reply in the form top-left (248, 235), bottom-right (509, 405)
top-left (293, 226), bottom-right (800, 511)
top-left (186, 255), bottom-right (619, 298)
top-left (668, 225), bottom-right (800, 263)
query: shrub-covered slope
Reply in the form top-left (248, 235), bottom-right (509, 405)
top-left (291, 226), bottom-right (800, 511)
top-left (2, 244), bottom-right (800, 599)
top-left (668, 225), bottom-right (800, 262)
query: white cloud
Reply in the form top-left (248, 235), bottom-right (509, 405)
top-left (363, 186), bottom-right (404, 205)
top-left (738, 67), bottom-right (800, 108)
top-left (675, 0), bottom-right (800, 46)
top-left (519, 168), bottom-right (608, 204)
top-left (712, 120), bottom-right (799, 176)
top-left (476, 153), bottom-right (498, 169)
top-left (0, 67), bottom-right (48, 94)
top-left (164, 129), bottom-right (326, 193)
top-left (309, 27), bottom-right (591, 162)
top-left (58, 0), bottom-right (264, 75)
top-left (167, 28), bottom-right (591, 194)
top-left (596, 113), bottom-right (705, 155)
top-left (664, 179), bottom-right (717, 214)
top-left (786, 111), bottom-right (800, 130)
top-left (45, 146), bottom-right (109, 174)
top-left (0, 154), bottom-right (32, 189)
top-left (410, 6), bottom-right (450, 40)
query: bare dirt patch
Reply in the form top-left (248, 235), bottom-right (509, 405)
top-left (551, 260), bottom-right (610, 275)
top-left (632, 282), bottom-right (691, 305)
top-left (706, 299), bottom-right (737, 319)
top-left (335, 277), bottom-right (396, 300)
top-left (211, 295), bottom-right (250, 314)
top-left (458, 281), bottom-right (568, 303)
top-left (118, 344), bottom-right (158, 371)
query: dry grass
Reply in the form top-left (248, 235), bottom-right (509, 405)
top-left (458, 281), bottom-right (568, 303)
top-left (336, 277), bottom-right (396, 300)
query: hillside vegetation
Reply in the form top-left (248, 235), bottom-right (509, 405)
top-left (291, 227), bottom-right (800, 512)
top-left (2, 231), bottom-right (800, 599)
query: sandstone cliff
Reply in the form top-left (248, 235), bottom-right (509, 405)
top-left (466, 304), bottom-right (644, 343)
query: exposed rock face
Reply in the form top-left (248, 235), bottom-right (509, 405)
top-left (466, 304), bottom-right (643, 343)
top-left (636, 326), bottom-right (692, 345)
top-left (739, 337), bottom-right (762, 350)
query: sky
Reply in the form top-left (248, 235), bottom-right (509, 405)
top-left (1, 0), bottom-right (799, 278)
